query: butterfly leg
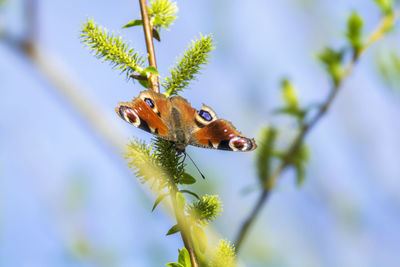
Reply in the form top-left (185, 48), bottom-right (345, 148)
top-left (180, 152), bottom-right (187, 165)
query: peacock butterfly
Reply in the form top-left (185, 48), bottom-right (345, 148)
top-left (116, 90), bottom-right (257, 152)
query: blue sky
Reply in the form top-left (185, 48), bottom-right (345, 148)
top-left (1, 0), bottom-right (400, 266)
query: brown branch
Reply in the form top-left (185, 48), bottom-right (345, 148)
top-left (234, 189), bottom-right (270, 250)
top-left (138, 0), bottom-right (159, 93)
top-left (23, 0), bottom-right (38, 54)
top-left (137, 1), bottom-right (197, 265)
top-left (235, 7), bottom-right (400, 253)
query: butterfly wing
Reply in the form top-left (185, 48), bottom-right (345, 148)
top-left (116, 91), bottom-right (256, 152)
top-left (116, 90), bottom-right (172, 140)
top-left (189, 104), bottom-right (256, 151)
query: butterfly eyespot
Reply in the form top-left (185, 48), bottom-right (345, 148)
top-left (144, 98), bottom-right (155, 108)
top-left (198, 110), bottom-right (212, 121)
top-left (229, 136), bottom-right (253, 151)
top-left (119, 106), bottom-right (140, 127)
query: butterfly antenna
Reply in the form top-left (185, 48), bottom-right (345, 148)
top-left (184, 152), bottom-right (205, 179)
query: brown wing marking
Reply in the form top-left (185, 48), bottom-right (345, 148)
top-left (190, 120), bottom-right (256, 151)
top-left (170, 96), bottom-right (198, 130)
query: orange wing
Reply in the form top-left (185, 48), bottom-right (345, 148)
top-left (116, 91), bottom-right (257, 152)
top-left (190, 119), bottom-right (256, 151)
top-left (115, 90), bottom-right (171, 139)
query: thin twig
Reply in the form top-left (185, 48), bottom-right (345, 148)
top-left (138, 0), bottom-right (160, 93)
top-left (234, 189), bottom-right (270, 250)
top-left (137, 1), bottom-right (198, 265)
top-left (23, 0), bottom-right (37, 53)
top-left (235, 7), bottom-right (400, 252)
top-left (170, 185), bottom-right (200, 267)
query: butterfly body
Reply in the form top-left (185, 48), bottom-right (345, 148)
top-left (116, 90), bottom-right (256, 152)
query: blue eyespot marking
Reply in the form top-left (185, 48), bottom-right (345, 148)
top-left (145, 98), bottom-right (154, 108)
top-left (199, 110), bottom-right (212, 121)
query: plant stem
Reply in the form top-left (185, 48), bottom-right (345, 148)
top-left (235, 7), bottom-right (400, 253)
top-left (138, 0), bottom-right (159, 93)
top-left (170, 185), bottom-right (199, 267)
top-left (23, 0), bottom-right (37, 54)
top-left (235, 189), bottom-right (270, 251)
top-left (137, 1), bottom-right (196, 264)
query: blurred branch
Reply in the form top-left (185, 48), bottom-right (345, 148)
top-left (170, 185), bottom-right (199, 267)
top-left (138, 0), bottom-right (159, 92)
top-left (361, 7), bottom-right (399, 55)
top-left (24, 0), bottom-right (37, 49)
top-left (0, 1), bottom-right (132, 157)
top-left (1, 43), bottom-right (127, 158)
top-left (29, 47), bottom-right (127, 153)
top-left (0, 1), bottom-right (153, 264)
top-left (235, 6), bottom-right (400, 252)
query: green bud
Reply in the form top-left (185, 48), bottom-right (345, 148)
top-left (373, 0), bottom-right (394, 15)
top-left (346, 12), bottom-right (364, 56)
top-left (281, 78), bottom-right (299, 110)
top-left (178, 248), bottom-right (191, 267)
top-left (318, 47), bottom-right (344, 86)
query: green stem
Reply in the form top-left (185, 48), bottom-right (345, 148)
top-left (170, 185), bottom-right (199, 267)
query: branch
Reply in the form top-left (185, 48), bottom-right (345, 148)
top-left (136, 2), bottom-right (198, 263)
top-left (139, 0), bottom-right (159, 93)
top-left (139, 138), bottom-right (200, 266)
top-left (0, 1), bottom-right (143, 171)
top-left (235, 6), bottom-right (400, 252)
top-left (170, 185), bottom-right (200, 267)
top-left (24, 0), bottom-right (38, 53)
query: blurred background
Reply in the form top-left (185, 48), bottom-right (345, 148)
top-left (1, 0), bottom-right (400, 266)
